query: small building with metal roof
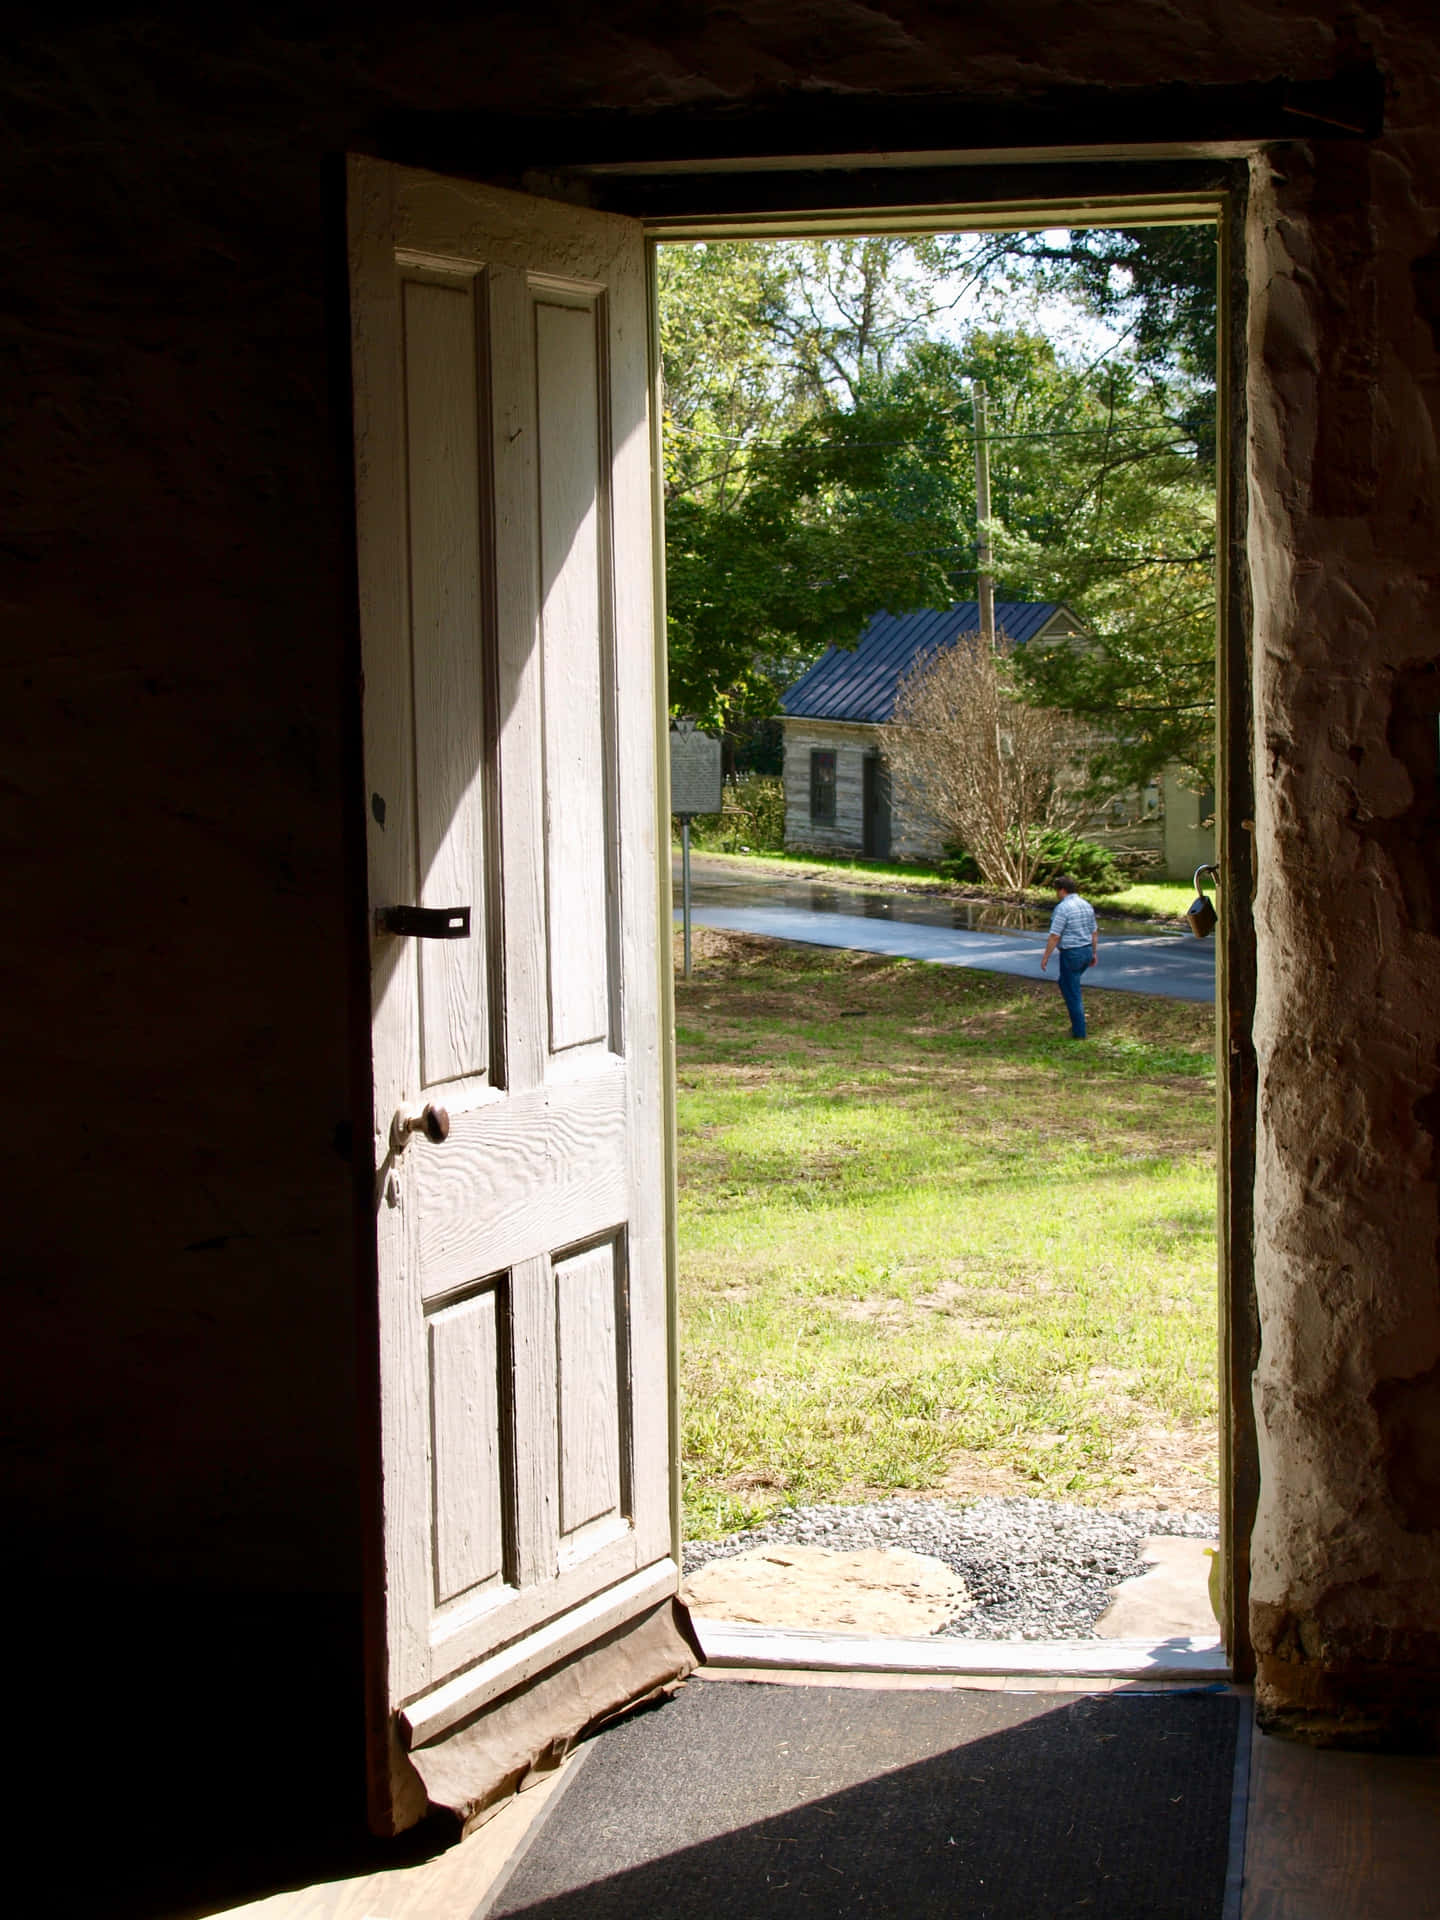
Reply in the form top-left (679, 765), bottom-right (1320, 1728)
top-left (780, 601), bottom-right (1179, 868)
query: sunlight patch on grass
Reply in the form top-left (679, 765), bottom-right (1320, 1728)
top-left (1105, 880), bottom-right (1196, 919)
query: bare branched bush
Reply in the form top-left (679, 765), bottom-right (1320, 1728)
top-left (889, 633), bottom-right (1093, 891)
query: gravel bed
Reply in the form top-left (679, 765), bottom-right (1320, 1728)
top-left (683, 1497), bottom-right (1220, 1640)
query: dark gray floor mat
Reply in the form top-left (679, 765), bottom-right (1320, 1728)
top-left (489, 1678), bottom-right (1241, 1918)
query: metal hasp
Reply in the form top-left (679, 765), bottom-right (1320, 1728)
top-left (1187, 864), bottom-right (1220, 939)
top-left (680, 815), bottom-right (693, 979)
top-left (391, 1102), bottom-right (451, 1152)
top-left (376, 905), bottom-right (471, 939)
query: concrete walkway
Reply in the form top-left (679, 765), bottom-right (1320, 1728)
top-left (678, 895), bottom-right (1215, 1003)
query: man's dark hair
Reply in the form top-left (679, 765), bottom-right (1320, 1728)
top-left (1054, 875), bottom-right (1079, 893)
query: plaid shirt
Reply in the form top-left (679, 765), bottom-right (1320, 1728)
top-left (1049, 892), bottom-right (1097, 949)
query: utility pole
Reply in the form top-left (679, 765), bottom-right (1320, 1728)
top-left (972, 379), bottom-right (996, 648)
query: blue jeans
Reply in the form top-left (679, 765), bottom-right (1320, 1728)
top-left (1057, 947), bottom-right (1091, 1037)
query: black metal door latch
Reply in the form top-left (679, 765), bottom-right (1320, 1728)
top-left (376, 905), bottom-right (471, 939)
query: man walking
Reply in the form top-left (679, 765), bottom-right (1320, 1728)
top-left (1041, 874), bottom-right (1099, 1039)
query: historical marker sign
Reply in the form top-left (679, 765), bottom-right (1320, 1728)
top-left (669, 719), bottom-right (723, 816)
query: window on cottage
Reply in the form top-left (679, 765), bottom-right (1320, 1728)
top-left (810, 749), bottom-right (837, 825)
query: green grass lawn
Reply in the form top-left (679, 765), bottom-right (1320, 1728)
top-left (674, 845), bottom-right (1195, 924)
top-left (675, 930), bottom-right (1218, 1539)
top-left (1104, 880), bottom-right (1198, 919)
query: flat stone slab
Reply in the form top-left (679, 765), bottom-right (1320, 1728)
top-left (1095, 1536), bottom-right (1219, 1640)
top-left (682, 1544), bottom-right (971, 1636)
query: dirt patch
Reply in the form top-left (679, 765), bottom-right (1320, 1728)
top-left (1107, 1421), bottom-right (1219, 1509)
top-left (836, 1295), bottom-right (908, 1323)
top-left (912, 1283), bottom-right (1000, 1335)
top-left (932, 1452), bottom-right (1042, 1501)
top-left (722, 1467), bottom-right (790, 1493)
top-left (932, 1424), bottom-right (1216, 1511)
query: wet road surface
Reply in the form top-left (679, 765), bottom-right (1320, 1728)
top-left (674, 858), bottom-right (1215, 1004)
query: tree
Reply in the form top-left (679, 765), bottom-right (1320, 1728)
top-left (888, 633), bottom-right (1092, 893)
top-left (785, 329), bottom-right (1217, 791)
top-left (1002, 226), bottom-right (1218, 463)
top-left (657, 238), bottom-right (1217, 785)
top-left (657, 238), bottom-right (1020, 728)
top-left (1002, 466), bottom-right (1216, 795)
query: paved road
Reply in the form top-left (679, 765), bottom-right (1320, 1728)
top-left (674, 859), bottom-right (1214, 1003)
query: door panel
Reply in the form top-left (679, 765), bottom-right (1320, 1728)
top-left (555, 1237), bottom-right (628, 1543)
top-left (535, 291), bottom-right (615, 1056)
top-left (427, 1282), bottom-right (508, 1607)
top-left (402, 276), bottom-right (494, 1090)
top-left (348, 156), bottom-right (679, 1831)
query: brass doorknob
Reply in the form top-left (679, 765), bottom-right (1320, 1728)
top-left (391, 1102), bottom-right (451, 1151)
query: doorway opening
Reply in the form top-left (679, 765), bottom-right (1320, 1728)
top-left (654, 215), bottom-right (1234, 1674)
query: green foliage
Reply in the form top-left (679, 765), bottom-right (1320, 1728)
top-left (663, 472), bottom-right (951, 727)
top-left (684, 775), bottom-right (787, 854)
top-left (1028, 832), bottom-right (1124, 894)
top-left (731, 773), bottom-right (787, 850)
top-left (938, 844), bottom-right (983, 883)
top-left (939, 832), bottom-right (1124, 894)
top-left (1007, 226), bottom-right (1219, 463)
top-left (659, 239), bottom-right (977, 728)
top-left (658, 236), bottom-right (1217, 788)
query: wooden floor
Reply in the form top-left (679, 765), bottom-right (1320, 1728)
top-left (214, 1676), bottom-right (1437, 1920)
top-left (1239, 1716), bottom-right (1438, 1920)
top-left (218, 1761), bottom-right (579, 1920)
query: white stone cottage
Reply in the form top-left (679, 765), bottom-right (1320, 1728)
top-left (781, 602), bottom-right (1212, 877)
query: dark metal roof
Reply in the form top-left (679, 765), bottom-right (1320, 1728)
top-left (782, 602), bottom-right (1071, 724)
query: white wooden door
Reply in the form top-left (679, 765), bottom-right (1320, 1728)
top-left (348, 156), bottom-right (677, 1832)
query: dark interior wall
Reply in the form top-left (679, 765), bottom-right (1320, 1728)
top-left (4, 23), bottom-right (374, 1591)
top-left (2, 0), bottom-right (1436, 1735)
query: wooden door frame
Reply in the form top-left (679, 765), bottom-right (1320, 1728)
top-left (341, 132), bottom-right (1263, 1674)
top-left (628, 162), bottom-right (1256, 1674)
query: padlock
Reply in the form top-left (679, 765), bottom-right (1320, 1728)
top-left (1186, 864), bottom-right (1219, 938)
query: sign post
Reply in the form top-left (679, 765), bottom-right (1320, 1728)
top-left (680, 815), bottom-right (693, 979)
top-left (668, 720), bottom-right (723, 980)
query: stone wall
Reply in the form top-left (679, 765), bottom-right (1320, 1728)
top-left (3, 2), bottom-right (1437, 1812)
top-left (1246, 120), bottom-right (1440, 1745)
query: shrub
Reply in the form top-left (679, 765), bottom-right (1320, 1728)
top-left (939, 831), bottom-right (1123, 894)
top-left (682, 774), bottom-right (786, 853)
top-left (1029, 831), bottom-right (1124, 894)
top-left (728, 773), bottom-right (786, 851)
top-left (938, 842), bottom-right (982, 882)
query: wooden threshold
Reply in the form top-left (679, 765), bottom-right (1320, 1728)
top-left (691, 1617), bottom-right (1228, 1681)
